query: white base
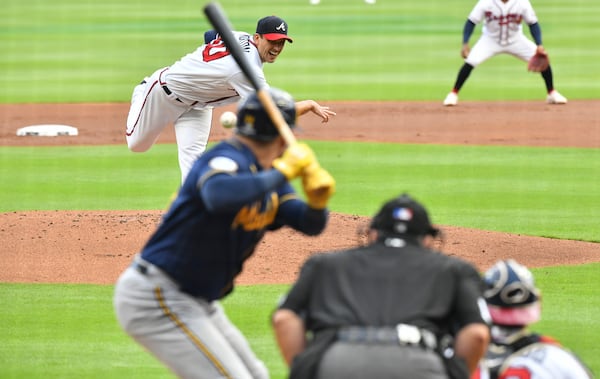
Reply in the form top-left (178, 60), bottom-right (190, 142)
top-left (16, 124), bottom-right (79, 137)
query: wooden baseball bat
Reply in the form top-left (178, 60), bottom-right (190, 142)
top-left (203, 2), bottom-right (297, 145)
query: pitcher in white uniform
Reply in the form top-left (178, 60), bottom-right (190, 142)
top-left (126, 15), bottom-right (336, 182)
top-left (443, 0), bottom-right (567, 106)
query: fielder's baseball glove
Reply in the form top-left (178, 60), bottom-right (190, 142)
top-left (528, 52), bottom-right (549, 72)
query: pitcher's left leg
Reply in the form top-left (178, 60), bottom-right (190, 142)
top-left (174, 107), bottom-right (213, 183)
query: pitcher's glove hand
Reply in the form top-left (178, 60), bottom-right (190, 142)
top-left (302, 163), bottom-right (335, 210)
top-left (528, 51), bottom-right (549, 72)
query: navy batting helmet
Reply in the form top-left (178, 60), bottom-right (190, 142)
top-left (235, 88), bottom-right (296, 141)
top-left (483, 259), bottom-right (541, 326)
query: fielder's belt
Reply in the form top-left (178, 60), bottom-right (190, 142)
top-left (337, 324), bottom-right (438, 350)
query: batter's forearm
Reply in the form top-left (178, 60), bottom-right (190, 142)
top-left (278, 200), bottom-right (328, 236)
top-left (202, 170), bottom-right (286, 212)
top-left (298, 207), bottom-right (328, 235)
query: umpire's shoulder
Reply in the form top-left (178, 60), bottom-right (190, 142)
top-left (306, 246), bottom-right (362, 265)
top-left (435, 251), bottom-right (480, 277)
top-left (454, 259), bottom-right (481, 283)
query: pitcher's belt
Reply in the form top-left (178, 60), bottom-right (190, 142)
top-left (140, 80), bottom-right (198, 106)
top-left (162, 84), bottom-right (199, 106)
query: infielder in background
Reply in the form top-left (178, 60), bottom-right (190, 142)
top-left (114, 87), bottom-right (335, 379)
top-left (443, 0), bottom-right (567, 106)
top-left (471, 259), bottom-right (593, 379)
top-left (126, 15), bottom-right (336, 182)
top-left (272, 194), bottom-right (491, 379)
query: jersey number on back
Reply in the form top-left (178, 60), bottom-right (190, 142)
top-left (202, 38), bottom-right (230, 62)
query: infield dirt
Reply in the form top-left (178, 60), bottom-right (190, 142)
top-left (1, 100), bottom-right (599, 285)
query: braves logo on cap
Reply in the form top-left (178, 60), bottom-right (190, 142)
top-left (256, 16), bottom-right (293, 43)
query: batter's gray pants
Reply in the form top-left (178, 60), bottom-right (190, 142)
top-left (113, 258), bottom-right (268, 379)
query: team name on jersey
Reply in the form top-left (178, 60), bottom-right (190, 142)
top-left (238, 34), bottom-right (252, 53)
top-left (485, 11), bottom-right (523, 25)
top-left (232, 193), bottom-right (278, 231)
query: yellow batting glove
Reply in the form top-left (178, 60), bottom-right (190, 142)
top-left (272, 143), bottom-right (316, 180)
top-left (302, 166), bottom-right (336, 209)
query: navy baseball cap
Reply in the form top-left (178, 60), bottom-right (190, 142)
top-left (370, 194), bottom-right (440, 237)
top-left (256, 16), bottom-right (293, 43)
top-left (204, 30), bottom-right (218, 44)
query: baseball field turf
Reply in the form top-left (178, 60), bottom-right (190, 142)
top-left (1, 0), bottom-right (599, 377)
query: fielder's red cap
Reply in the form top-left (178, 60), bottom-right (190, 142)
top-left (256, 16), bottom-right (293, 43)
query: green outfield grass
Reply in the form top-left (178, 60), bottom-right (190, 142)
top-left (1, 267), bottom-right (598, 379)
top-left (2, 142), bottom-right (599, 241)
top-left (1, 0), bottom-right (599, 102)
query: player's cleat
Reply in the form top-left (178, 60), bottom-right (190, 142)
top-left (546, 90), bottom-right (567, 104)
top-left (443, 92), bottom-right (458, 106)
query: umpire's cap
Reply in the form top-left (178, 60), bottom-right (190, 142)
top-left (235, 87), bottom-right (296, 142)
top-left (370, 194), bottom-right (440, 237)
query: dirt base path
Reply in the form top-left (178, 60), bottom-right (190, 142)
top-left (1, 100), bottom-right (599, 285)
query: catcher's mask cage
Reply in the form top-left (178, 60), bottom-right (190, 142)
top-left (483, 259), bottom-right (541, 326)
top-left (235, 87), bottom-right (297, 142)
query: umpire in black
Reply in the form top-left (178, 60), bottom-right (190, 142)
top-left (272, 193), bottom-right (491, 379)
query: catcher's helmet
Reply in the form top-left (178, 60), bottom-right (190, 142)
top-left (483, 259), bottom-right (541, 326)
top-left (235, 88), bottom-right (296, 142)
